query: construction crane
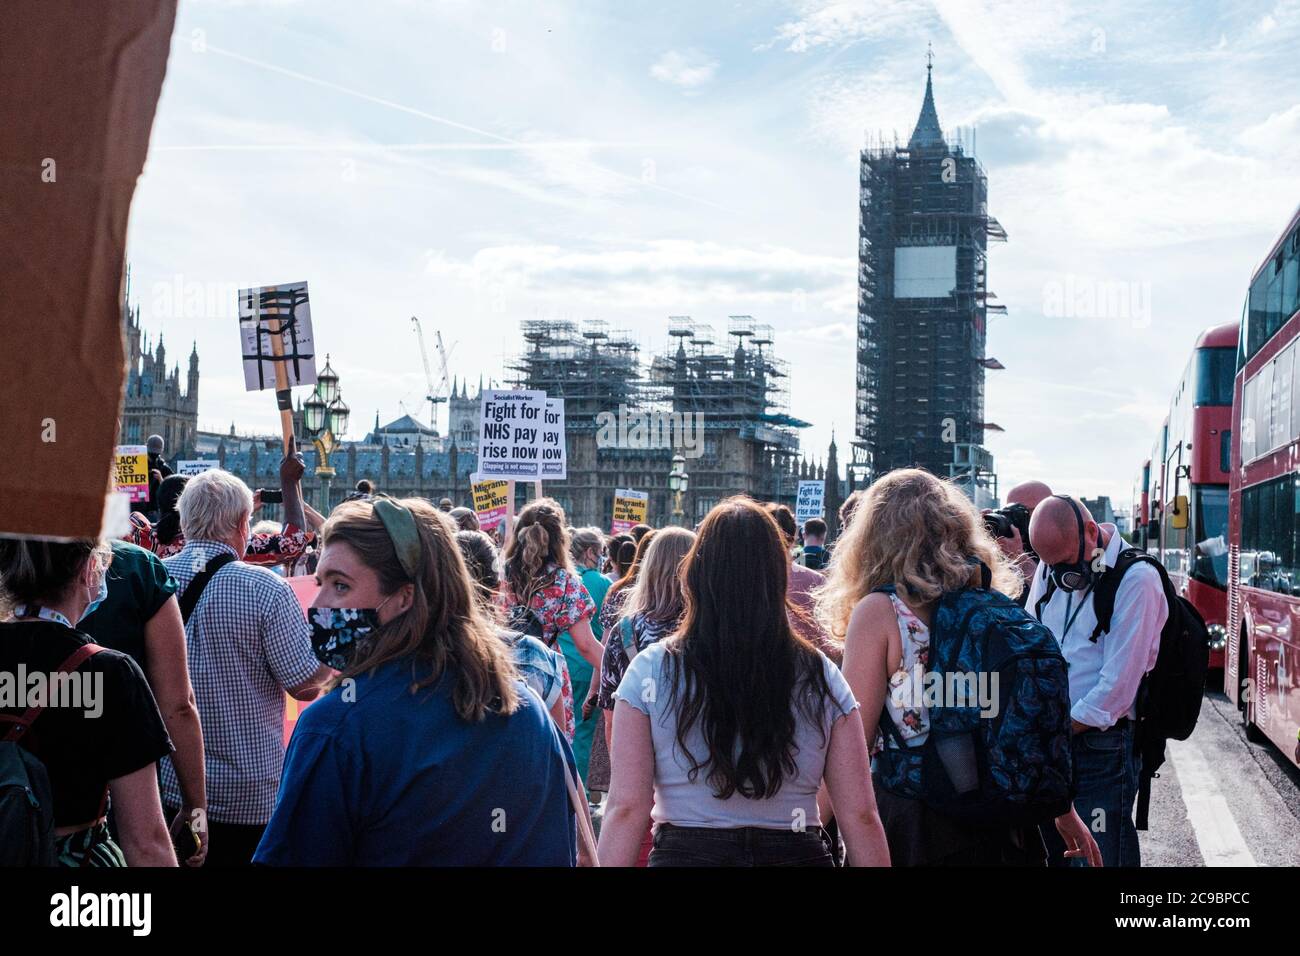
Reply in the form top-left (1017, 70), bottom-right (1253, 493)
top-left (411, 316), bottom-right (453, 433)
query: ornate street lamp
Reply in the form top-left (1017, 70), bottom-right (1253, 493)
top-left (304, 355), bottom-right (347, 513)
top-left (668, 454), bottom-right (689, 526)
top-left (316, 355), bottom-right (340, 404)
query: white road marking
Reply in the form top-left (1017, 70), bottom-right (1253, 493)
top-left (1166, 736), bottom-right (1258, 866)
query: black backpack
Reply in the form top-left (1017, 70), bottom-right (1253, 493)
top-left (0, 642), bottom-right (105, 866)
top-left (504, 596), bottom-right (547, 644)
top-left (1059, 548), bottom-right (1210, 829)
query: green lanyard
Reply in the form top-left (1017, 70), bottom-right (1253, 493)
top-left (1060, 584), bottom-right (1095, 640)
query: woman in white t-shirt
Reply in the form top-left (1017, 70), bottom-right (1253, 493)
top-left (597, 497), bottom-right (890, 867)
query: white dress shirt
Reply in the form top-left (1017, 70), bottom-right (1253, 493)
top-left (1027, 523), bottom-right (1166, 730)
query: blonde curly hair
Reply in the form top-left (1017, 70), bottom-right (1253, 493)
top-left (815, 468), bottom-right (1022, 642)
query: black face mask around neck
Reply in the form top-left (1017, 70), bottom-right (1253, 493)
top-left (1048, 495), bottom-right (1097, 592)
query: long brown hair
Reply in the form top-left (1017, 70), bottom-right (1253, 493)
top-left (321, 498), bottom-right (518, 721)
top-left (502, 497), bottom-right (572, 599)
top-left (664, 497), bottom-right (833, 800)
top-left (620, 527), bottom-right (694, 625)
top-left (815, 468), bottom-right (1022, 641)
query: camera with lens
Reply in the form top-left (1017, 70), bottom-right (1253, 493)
top-left (983, 502), bottom-right (1034, 556)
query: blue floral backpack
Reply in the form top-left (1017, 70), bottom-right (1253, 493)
top-left (873, 565), bottom-right (1074, 828)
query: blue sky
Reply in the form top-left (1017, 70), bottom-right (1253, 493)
top-left (126, 0), bottom-right (1300, 507)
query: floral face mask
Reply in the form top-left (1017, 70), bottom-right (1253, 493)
top-left (308, 595), bottom-right (394, 670)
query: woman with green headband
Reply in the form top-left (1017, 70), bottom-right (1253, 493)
top-left (253, 496), bottom-right (581, 866)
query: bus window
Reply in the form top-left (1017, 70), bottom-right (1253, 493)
top-left (1191, 486), bottom-right (1228, 588)
top-left (1194, 347), bottom-right (1235, 406)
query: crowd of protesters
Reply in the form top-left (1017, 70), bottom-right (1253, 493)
top-left (4, 432), bottom-right (1172, 868)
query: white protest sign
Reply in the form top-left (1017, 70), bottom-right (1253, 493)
top-left (176, 460), bottom-right (218, 477)
top-left (478, 388), bottom-right (548, 480)
top-left (540, 398), bottom-right (567, 479)
top-left (238, 281), bottom-right (318, 392)
top-left (795, 480), bottom-right (825, 524)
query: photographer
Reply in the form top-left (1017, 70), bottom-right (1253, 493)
top-left (983, 480), bottom-right (1053, 605)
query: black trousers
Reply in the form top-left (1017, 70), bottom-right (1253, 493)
top-left (648, 823), bottom-right (836, 867)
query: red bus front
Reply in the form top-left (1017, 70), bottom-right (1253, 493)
top-left (1226, 204), bottom-right (1300, 770)
top-left (1159, 323), bottom-right (1235, 671)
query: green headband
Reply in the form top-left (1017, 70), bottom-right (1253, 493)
top-left (373, 497), bottom-right (421, 581)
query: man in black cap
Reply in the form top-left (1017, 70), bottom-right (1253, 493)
top-left (136, 434), bottom-right (174, 519)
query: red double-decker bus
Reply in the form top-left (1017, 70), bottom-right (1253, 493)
top-left (1226, 204), bottom-right (1300, 768)
top-left (1131, 458), bottom-right (1151, 548)
top-left (1139, 325), bottom-right (1235, 671)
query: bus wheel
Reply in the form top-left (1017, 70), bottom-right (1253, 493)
top-left (1240, 636), bottom-right (1268, 744)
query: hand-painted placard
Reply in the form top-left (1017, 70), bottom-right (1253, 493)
top-left (238, 281), bottom-right (318, 392)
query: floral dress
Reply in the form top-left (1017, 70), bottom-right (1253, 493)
top-left (875, 591), bottom-right (932, 754)
top-left (598, 586), bottom-right (630, 635)
top-left (499, 565), bottom-right (594, 741)
top-left (500, 565), bottom-right (596, 649)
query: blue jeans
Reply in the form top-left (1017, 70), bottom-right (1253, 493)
top-left (648, 823), bottom-right (836, 867)
top-left (1042, 722), bottom-right (1141, 867)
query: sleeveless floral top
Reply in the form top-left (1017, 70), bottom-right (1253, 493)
top-left (876, 592), bottom-right (932, 752)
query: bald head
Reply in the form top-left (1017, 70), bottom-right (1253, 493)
top-left (1007, 480), bottom-right (1054, 512)
top-left (1029, 495), bottom-right (1099, 566)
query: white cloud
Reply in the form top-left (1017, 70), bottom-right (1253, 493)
top-left (763, 0), bottom-right (925, 53)
top-left (649, 49), bottom-right (719, 89)
top-left (423, 240), bottom-right (852, 308)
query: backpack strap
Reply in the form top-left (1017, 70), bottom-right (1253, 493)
top-left (868, 584), bottom-right (914, 751)
top-left (1032, 564), bottom-right (1056, 622)
top-left (178, 552), bottom-right (238, 624)
top-left (1088, 548), bottom-right (1160, 643)
top-left (875, 702), bottom-right (911, 750)
top-left (1, 643), bottom-right (105, 743)
top-left (620, 616), bottom-right (639, 660)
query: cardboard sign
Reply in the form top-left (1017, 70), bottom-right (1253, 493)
top-left (471, 479), bottom-right (509, 529)
top-left (611, 489), bottom-right (649, 534)
top-left (176, 459), bottom-right (217, 477)
top-left (540, 398), bottom-right (567, 480)
top-left (477, 389), bottom-right (548, 480)
top-left (238, 281), bottom-right (318, 392)
top-left (113, 446), bottom-right (150, 502)
top-left (795, 480), bottom-right (825, 524)
top-left (0, 0), bottom-right (176, 539)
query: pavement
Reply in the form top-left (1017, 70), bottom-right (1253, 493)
top-left (1141, 691), bottom-right (1300, 866)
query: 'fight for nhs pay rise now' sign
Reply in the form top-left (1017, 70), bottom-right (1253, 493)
top-left (478, 389), bottom-right (567, 481)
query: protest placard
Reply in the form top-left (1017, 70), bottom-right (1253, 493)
top-left (238, 281), bottom-right (318, 392)
top-left (611, 489), bottom-right (649, 534)
top-left (113, 446), bottom-right (150, 502)
top-left (540, 398), bottom-right (567, 480)
top-left (471, 479), bottom-right (510, 529)
top-left (176, 460), bottom-right (218, 477)
top-left (795, 480), bottom-right (825, 524)
top-left (477, 388), bottom-right (548, 480)
top-left (1, 2), bottom-right (173, 538)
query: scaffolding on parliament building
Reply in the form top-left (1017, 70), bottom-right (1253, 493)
top-left (507, 316), bottom-right (811, 524)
